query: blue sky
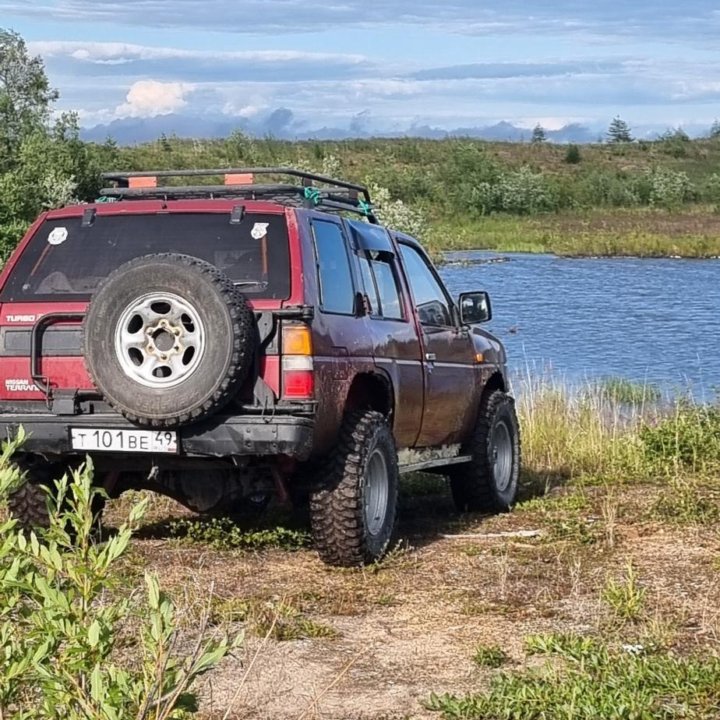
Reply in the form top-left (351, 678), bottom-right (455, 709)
top-left (2, 1), bottom-right (720, 134)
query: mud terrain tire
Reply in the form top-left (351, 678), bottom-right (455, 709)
top-left (83, 254), bottom-right (256, 427)
top-left (450, 390), bottom-right (520, 512)
top-left (310, 410), bottom-right (399, 566)
top-left (7, 459), bottom-right (105, 531)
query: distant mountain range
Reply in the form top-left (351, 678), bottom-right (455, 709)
top-left (79, 113), bottom-right (705, 145)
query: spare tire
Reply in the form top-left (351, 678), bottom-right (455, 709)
top-left (83, 253), bottom-right (256, 427)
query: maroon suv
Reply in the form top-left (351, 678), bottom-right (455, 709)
top-left (0, 168), bottom-right (520, 566)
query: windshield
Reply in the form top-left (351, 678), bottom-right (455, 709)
top-left (0, 211), bottom-right (291, 302)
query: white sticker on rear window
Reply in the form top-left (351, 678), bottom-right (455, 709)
top-left (48, 227), bottom-right (68, 246)
top-left (251, 222), bottom-right (269, 240)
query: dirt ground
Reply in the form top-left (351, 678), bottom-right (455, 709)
top-left (107, 478), bottom-right (720, 720)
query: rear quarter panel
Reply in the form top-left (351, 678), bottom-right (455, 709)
top-left (297, 211), bottom-right (377, 456)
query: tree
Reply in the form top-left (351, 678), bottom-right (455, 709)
top-left (0, 28), bottom-right (58, 168)
top-left (606, 116), bottom-right (634, 143)
top-left (564, 144), bottom-right (582, 164)
top-left (710, 120), bottom-right (720, 139)
top-left (0, 29), bottom-right (103, 258)
top-left (531, 124), bottom-right (547, 144)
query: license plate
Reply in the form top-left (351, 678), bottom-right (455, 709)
top-left (70, 428), bottom-right (178, 454)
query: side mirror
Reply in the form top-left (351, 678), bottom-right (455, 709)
top-left (459, 291), bottom-right (492, 324)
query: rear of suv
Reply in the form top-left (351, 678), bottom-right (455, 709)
top-left (0, 168), bottom-right (520, 566)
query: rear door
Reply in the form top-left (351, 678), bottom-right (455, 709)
top-left (396, 239), bottom-right (479, 447)
top-left (346, 221), bottom-right (424, 448)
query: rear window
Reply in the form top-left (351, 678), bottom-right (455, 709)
top-left (0, 212), bottom-right (291, 302)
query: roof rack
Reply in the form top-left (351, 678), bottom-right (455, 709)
top-left (99, 167), bottom-right (379, 224)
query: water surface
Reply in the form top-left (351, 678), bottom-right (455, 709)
top-left (440, 252), bottom-right (720, 399)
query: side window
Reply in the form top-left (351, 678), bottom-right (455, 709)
top-left (358, 254), bottom-right (380, 315)
top-left (399, 244), bottom-right (453, 327)
top-left (370, 255), bottom-right (403, 320)
top-left (312, 220), bottom-right (355, 314)
top-left (356, 251), bottom-right (404, 321)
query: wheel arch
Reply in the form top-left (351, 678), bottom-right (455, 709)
top-left (482, 370), bottom-right (507, 403)
top-left (344, 371), bottom-right (394, 420)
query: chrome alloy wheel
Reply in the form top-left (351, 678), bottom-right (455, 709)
top-left (114, 292), bottom-right (206, 389)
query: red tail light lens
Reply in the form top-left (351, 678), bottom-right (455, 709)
top-left (283, 369), bottom-right (315, 399)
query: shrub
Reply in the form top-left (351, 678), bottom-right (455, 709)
top-left (574, 171), bottom-right (639, 208)
top-left (369, 183), bottom-right (429, 239)
top-left (564, 144), bottom-right (582, 164)
top-left (0, 434), bottom-right (239, 719)
top-left (639, 405), bottom-right (720, 473)
top-left (645, 168), bottom-right (695, 209)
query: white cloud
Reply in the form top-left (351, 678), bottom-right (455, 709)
top-left (30, 41), bottom-right (367, 66)
top-left (116, 80), bottom-right (193, 118)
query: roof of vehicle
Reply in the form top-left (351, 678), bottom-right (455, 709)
top-left (44, 198), bottom-right (290, 220)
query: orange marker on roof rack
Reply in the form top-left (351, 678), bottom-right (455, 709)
top-left (128, 176), bottom-right (157, 189)
top-left (224, 173), bottom-right (254, 185)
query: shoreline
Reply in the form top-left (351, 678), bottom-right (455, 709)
top-left (426, 206), bottom-right (720, 260)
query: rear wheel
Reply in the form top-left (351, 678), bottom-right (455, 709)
top-left (310, 410), bottom-right (399, 566)
top-left (7, 458), bottom-right (106, 532)
top-left (450, 390), bottom-right (520, 512)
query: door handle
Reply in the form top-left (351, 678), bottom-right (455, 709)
top-left (425, 352), bottom-right (437, 362)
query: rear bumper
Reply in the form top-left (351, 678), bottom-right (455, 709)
top-left (0, 412), bottom-right (314, 460)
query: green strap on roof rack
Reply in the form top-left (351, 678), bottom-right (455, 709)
top-left (303, 186), bottom-right (322, 205)
top-left (358, 199), bottom-right (373, 216)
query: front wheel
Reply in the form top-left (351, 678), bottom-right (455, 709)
top-left (450, 390), bottom-right (521, 513)
top-left (310, 410), bottom-right (399, 567)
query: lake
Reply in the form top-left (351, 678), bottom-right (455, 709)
top-left (440, 252), bottom-right (720, 400)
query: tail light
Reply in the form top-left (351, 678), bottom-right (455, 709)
top-left (282, 325), bottom-right (314, 400)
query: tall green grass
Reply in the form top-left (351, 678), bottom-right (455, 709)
top-left (517, 375), bottom-right (720, 489)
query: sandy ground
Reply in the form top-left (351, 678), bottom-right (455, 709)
top-left (107, 480), bottom-right (720, 720)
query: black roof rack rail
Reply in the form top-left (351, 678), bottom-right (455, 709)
top-left (99, 167), bottom-right (379, 224)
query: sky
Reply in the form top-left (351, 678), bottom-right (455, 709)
top-left (2, 1), bottom-right (720, 136)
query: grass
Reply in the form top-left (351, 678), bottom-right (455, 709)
top-left (472, 644), bottom-right (509, 669)
top-left (601, 561), bottom-right (647, 623)
top-left (594, 377), bottom-right (662, 405)
top-left (429, 637), bottom-right (720, 719)
top-left (428, 206), bottom-right (720, 258)
top-left (516, 374), bottom-right (720, 491)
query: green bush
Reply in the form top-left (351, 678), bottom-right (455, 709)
top-left (640, 405), bottom-right (720, 473)
top-left (574, 171), bottom-right (639, 208)
top-left (0, 432), bottom-right (239, 719)
top-left (645, 168), bottom-right (696, 209)
top-left (564, 144), bottom-right (582, 164)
